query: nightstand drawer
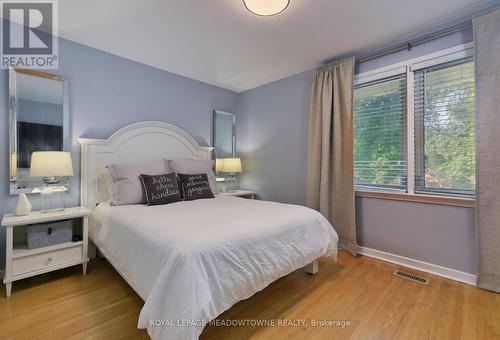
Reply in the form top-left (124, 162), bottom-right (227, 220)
top-left (12, 245), bottom-right (83, 276)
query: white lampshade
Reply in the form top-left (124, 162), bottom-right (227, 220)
top-left (221, 158), bottom-right (242, 173)
top-left (30, 151), bottom-right (74, 177)
top-left (10, 153), bottom-right (17, 178)
top-left (243, 0), bottom-right (290, 16)
top-left (215, 158), bottom-right (224, 173)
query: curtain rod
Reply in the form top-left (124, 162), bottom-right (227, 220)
top-left (323, 21), bottom-right (472, 67)
top-left (357, 21), bottom-right (472, 62)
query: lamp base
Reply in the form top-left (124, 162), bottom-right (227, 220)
top-left (39, 186), bottom-right (66, 213)
top-left (225, 174), bottom-right (238, 192)
top-left (43, 176), bottom-right (60, 185)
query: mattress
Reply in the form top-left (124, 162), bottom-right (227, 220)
top-left (89, 195), bottom-right (339, 339)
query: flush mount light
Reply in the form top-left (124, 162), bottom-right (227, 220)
top-left (243, 0), bottom-right (290, 16)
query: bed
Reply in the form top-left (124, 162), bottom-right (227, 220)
top-left (78, 121), bottom-right (339, 339)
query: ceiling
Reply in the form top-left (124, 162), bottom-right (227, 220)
top-left (58, 0), bottom-right (493, 92)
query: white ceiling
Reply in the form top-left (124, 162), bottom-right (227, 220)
top-left (58, 0), bottom-right (492, 92)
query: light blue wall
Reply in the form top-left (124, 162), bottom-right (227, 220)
top-left (18, 99), bottom-right (63, 126)
top-left (238, 70), bottom-right (312, 206)
top-left (237, 26), bottom-right (477, 274)
top-left (0, 37), bottom-right (237, 269)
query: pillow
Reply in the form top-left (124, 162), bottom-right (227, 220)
top-left (177, 173), bottom-right (215, 201)
top-left (139, 173), bottom-right (182, 206)
top-left (168, 159), bottom-right (218, 194)
top-left (102, 173), bottom-right (113, 199)
top-left (107, 160), bottom-right (169, 206)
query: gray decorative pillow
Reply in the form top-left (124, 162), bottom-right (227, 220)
top-left (168, 159), bottom-right (218, 194)
top-left (140, 173), bottom-right (182, 206)
top-left (107, 160), bottom-right (169, 206)
top-left (178, 173), bottom-right (215, 201)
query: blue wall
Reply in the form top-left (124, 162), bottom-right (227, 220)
top-left (18, 99), bottom-right (63, 126)
top-left (237, 26), bottom-right (477, 274)
top-left (0, 37), bottom-right (237, 269)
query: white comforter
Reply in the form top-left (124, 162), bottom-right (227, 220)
top-left (89, 195), bottom-right (338, 340)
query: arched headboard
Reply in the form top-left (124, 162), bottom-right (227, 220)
top-left (78, 121), bottom-right (213, 209)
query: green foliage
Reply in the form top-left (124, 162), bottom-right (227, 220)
top-left (422, 61), bottom-right (475, 191)
top-left (354, 77), bottom-right (405, 187)
top-left (353, 60), bottom-right (475, 193)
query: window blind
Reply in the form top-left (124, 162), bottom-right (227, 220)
top-left (353, 74), bottom-right (407, 190)
top-left (413, 58), bottom-right (475, 196)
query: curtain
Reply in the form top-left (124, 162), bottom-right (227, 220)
top-left (306, 57), bottom-right (357, 256)
top-left (473, 6), bottom-right (500, 293)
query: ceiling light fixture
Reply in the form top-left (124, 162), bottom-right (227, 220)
top-left (242, 0), bottom-right (290, 16)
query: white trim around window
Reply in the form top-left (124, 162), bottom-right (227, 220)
top-left (354, 42), bottom-right (473, 85)
top-left (354, 42), bottom-right (476, 206)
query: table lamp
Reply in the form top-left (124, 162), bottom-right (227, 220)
top-left (30, 151), bottom-right (74, 212)
top-left (221, 158), bottom-right (242, 192)
top-left (215, 158), bottom-right (224, 174)
top-left (10, 152), bottom-right (17, 182)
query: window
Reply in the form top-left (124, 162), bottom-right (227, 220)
top-left (354, 75), bottom-right (407, 190)
top-left (354, 46), bottom-right (475, 198)
top-left (414, 58), bottom-right (475, 196)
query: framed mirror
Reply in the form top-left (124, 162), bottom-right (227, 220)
top-left (9, 68), bottom-right (70, 195)
top-left (213, 110), bottom-right (236, 161)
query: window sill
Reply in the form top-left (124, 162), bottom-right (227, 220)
top-left (355, 190), bottom-right (475, 208)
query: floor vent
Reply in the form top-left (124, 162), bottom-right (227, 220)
top-left (393, 269), bottom-right (430, 285)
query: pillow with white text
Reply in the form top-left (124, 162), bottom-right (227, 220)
top-left (140, 172), bottom-right (182, 206)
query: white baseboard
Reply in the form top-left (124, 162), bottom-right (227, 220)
top-left (357, 246), bottom-right (477, 286)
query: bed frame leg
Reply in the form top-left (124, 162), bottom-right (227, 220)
top-left (304, 259), bottom-right (318, 275)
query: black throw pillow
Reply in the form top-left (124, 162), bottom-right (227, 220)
top-left (177, 173), bottom-right (215, 201)
top-left (139, 172), bottom-right (182, 206)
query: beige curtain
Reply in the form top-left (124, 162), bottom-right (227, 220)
top-left (306, 57), bottom-right (357, 256)
top-left (473, 6), bottom-right (500, 293)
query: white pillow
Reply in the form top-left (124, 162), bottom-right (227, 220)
top-left (107, 160), bottom-right (169, 206)
top-left (168, 159), bottom-right (218, 194)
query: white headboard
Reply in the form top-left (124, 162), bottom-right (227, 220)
top-left (78, 121), bottom-right (213, 209)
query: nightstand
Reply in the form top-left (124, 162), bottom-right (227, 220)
top-left (2, 207), bottom-right (91, 297)
top-left (219, 190), bottom-right (256, 199)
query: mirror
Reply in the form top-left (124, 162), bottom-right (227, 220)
top-left (213, 110), bottom-right (236, 163)
top-left (9, 68), bottom-right (69, 195)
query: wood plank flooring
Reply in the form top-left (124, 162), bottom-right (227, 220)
top-left (0, 250), bottom-right (499, 339)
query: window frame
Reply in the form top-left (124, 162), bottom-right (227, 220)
top-left (354, 43), bottom-right (475, 206)
top-left (353, 74), bottom-right (408, 192)
top-left (413, 57), bottom-right (475, 197)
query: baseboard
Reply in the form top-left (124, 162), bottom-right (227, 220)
top-left (357, 246), bottom-right (477, 286)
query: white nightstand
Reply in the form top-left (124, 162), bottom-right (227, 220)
top-left (219, 190), bottom-right (256, 199)
top-left (2, 207), bottom-right (91, 297)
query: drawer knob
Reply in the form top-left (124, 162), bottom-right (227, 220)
top-left (45, 257), bottom-right (53, 265)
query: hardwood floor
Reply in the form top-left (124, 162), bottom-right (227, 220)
top-left (1, 251), bottom-right (499, 340)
